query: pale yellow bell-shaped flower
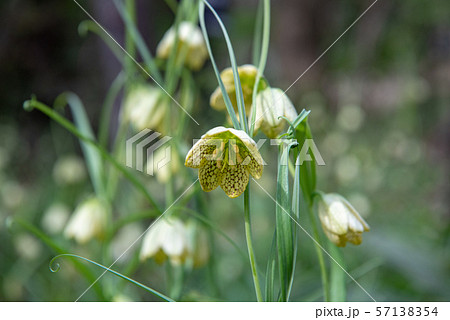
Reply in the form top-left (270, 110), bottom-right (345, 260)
top-left (210, 64), bottom-right (266, 115)
top-left (140, 217), bottom-right (189, 265)
top-left (64, 197), bottom-right (109, 244)
top-left (318, 193), bottom-right (370, 247)
top-left (124, 84), bottom-right (168, 133)
top-left (156, 21), bottom-right (208, 71)
top-left (185, 126), bottom-right (264, 198)
top-left (251, 87), bottom-right (298, 138)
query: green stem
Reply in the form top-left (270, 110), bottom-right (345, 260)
top-left (124, 0), bottom-right (136, 80)
top-left (168, 264), bottom-right (184, 300)
top-left (244, 188), bottom-right (263, 302)
top-left (307, 203), bottom-right (330, 301)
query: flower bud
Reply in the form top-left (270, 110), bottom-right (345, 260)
top-left (156, 21), bottom-right (208, 71)
top-left (124, 84), bottom-right (168, 133)
top-left (64, 197), bottom-right (109, 244)
top-left (318, 193), bottom-right (370, 247)
top-left (210, 64), bottom-right (266, 115)
top-left (252, 87), bottom-right (298, 138)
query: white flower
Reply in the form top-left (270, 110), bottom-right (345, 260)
top-left (41, 203), bottom-right (70, 234)
top-left (64, 197), bottom-right (109, 244)
top-left (140, 217), bottom-right (189, 265)
top-left (140, 217), bottom-right (210, 267)
top-left (185, 220), bottom-right (209, 268)
top-left (251, 87), bottom-right (298, 138)
top-left (156, 21), bottom-right (208, 71)
top-left (124, 84), bottom-right (167, 133)
top-left (318, 193), bottom-right (370, 247)
top-left (52, 155), bottom-right (87, 186)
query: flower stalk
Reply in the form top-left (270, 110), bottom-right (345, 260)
top-left (244, 188), bottom-right (263, 302)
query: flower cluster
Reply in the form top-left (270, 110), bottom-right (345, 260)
top-left (209, 64), bottom-right (298, 139)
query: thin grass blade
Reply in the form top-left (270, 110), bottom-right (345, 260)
top-left (54, 93), bottom-right (105, 196)
top-left (198, 1), bottom-right (240, 129)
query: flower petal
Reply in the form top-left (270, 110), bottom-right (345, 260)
top-left (185, 139), bottom-right (216, 168)
top-left (202, 126), bottom-right (228, 138)
top-left (220, 164), bottom-right (249, 198)
top-left (239, 145), bottom-right (263, 179)
top-left (160, 219), bottom-right (187, 258)
top-left (198, 159), bottom-right (222, 192)
top-left (228, 129), bottom-right (263, 179)
top-left (140, 221), bottom-right (164, 261)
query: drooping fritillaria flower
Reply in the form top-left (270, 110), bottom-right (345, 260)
top-left (185, 126), bottom-right (263, 198)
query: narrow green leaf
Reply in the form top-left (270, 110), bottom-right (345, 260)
top-left (305, 121), bottom-right (317, 190)
top-left (99, 72), bottom-right (126, 149)
top-left (112, 0), bottom-right (163, 83)
top-left (287, 155), bottom-right (301, 300)
top-left (54, 93), bottom-right (105, 196)
top-left (252, 0), bottom-right (264, 66)
top-left (201, 0), bottom-right (247, 132)
top-left (163, 0), bottom-right (178, 13)
top-left (276, 141), bottom-right (295, 301)
top-left (164, 0), bottom-right (184, 91)
top-left (198, 1), bottom-right (240, 130)
top-left (78, 20), bottom-right (125, 65)
top-left (124, 0), bottom-right (137, 78)
top-left (50, 254), bottom-right (174, 301)
top-left (249, 0), bottom-right (271, 136)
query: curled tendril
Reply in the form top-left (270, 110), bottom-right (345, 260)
top-left (48, 254), bottom-right (174, 302)
top-left (278, 115), bottom-right (295, 132)
top-left (49, 261), bottom-right (61, 273)
top-left (23, 95), bottom-right (38, 112)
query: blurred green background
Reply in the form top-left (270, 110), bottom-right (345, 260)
top-left (0, 0), bottom-right (449, 301)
